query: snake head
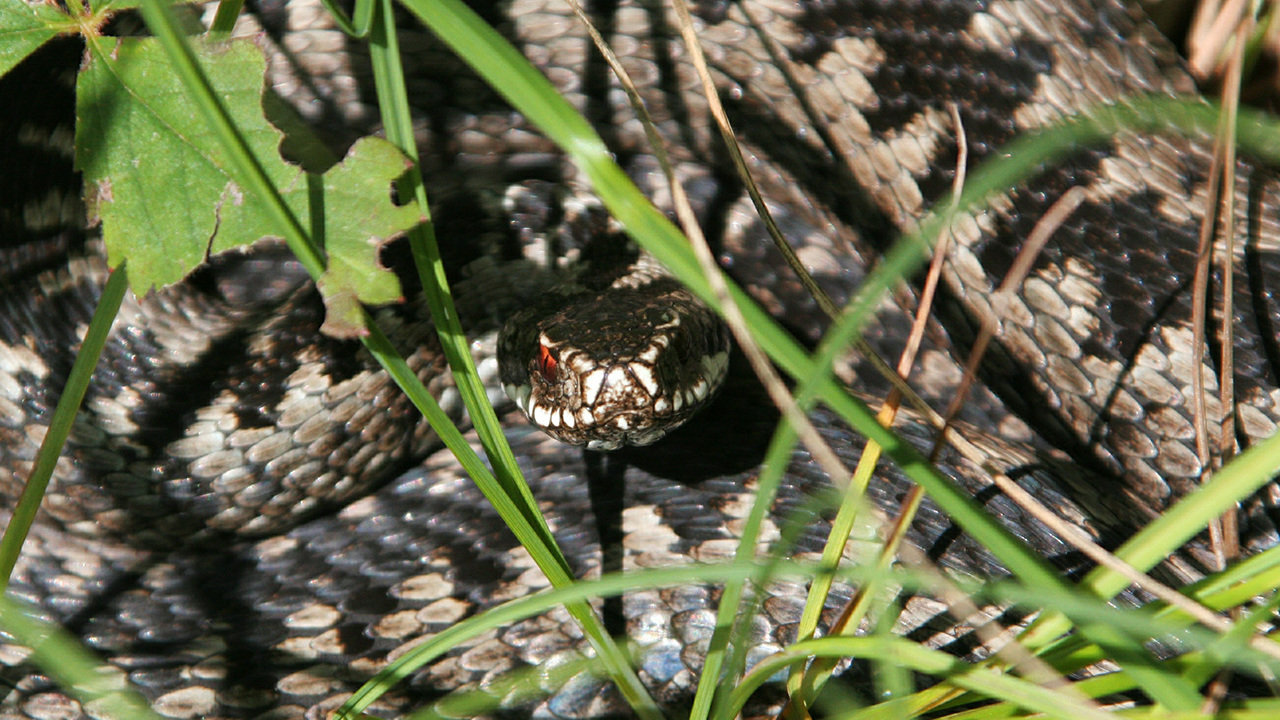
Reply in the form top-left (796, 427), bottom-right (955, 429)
top-left (498, 273), bottom-right (729, 451)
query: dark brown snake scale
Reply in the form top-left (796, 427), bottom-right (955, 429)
top-left (2, 0), bottom-right (1280, 717)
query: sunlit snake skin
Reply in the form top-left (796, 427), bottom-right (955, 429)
top-left (2, 0), bottom-right (1279, 717)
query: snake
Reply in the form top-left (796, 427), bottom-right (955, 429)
top-left (2, 0), bottom-right (1279, 717)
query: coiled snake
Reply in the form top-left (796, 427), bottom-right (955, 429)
top-left (2, 0), bottom-right (1279, 718)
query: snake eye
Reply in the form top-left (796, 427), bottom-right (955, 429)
top-left (537, 343), bottom-right (558, 383)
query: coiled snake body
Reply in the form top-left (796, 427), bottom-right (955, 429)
top-left (2, 0), bottom-right (1279, 717)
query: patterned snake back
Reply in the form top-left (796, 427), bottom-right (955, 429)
top-left (2, 0), bottom-right (1279, 717)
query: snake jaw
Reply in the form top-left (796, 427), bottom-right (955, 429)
top-left (497, 270), bottom-right (729, 450)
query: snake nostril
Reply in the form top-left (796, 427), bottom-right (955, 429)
top-left (537, 343), bottom-right (559, 383)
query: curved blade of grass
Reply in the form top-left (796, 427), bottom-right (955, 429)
top-left (729, 636), bottom-right (1116, 720)
top-left (1018, 429), bottom-right (1280, 654)
top-left (797, 95), bottom-right (1280, 709)
top-left (0, 593), bottom-right (163, 720)
top-left (0, 265), bottom-right (127, 592)
top-left (1037, 546), bottom-right (1280, 678)
top-left (368, 1), bottom-right (543, 530)
top-left (982, 582), bottom-right (1280, 672)
top-left (344, 557), bottom-right (906, 710)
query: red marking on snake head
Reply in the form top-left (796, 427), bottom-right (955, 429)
top-left (537, 343), bottom-right (558, 383)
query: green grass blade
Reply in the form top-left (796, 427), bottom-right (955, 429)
top-left (0, 264), bottom-right (127, 592)
top-left (372, 0), bottom-right (551, 558)
top-left (0, 593), bottom-right (163, 720)
top-left (343, 557), bottom-right (907, 712)
top-left (1018, 429), bottom-right (1280, 655)
top-left (729, 636), bottom-right (1116, 720)
top-left (1091, 429), bottom-right (1280, 597)
top-left (696, 419), bottom-right (808, 720)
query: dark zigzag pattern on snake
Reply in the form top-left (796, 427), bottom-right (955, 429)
top-left (2, 0), bottom-right (1280, 717)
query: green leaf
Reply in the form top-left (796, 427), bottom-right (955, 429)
top-left (76, 35), bottom-right (416, 335)
top-left (0, 1), bottom-right (71, 76)
top-left (78, 36), bottom-right (266, 289)
top-left (313, 137), bottom-right (420, 336)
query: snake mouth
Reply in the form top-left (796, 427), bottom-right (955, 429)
top-left (502, 347), bottom-right (730, 450)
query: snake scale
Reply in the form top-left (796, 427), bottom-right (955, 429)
top-left (2, 0), bottom-right (1279, 717)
